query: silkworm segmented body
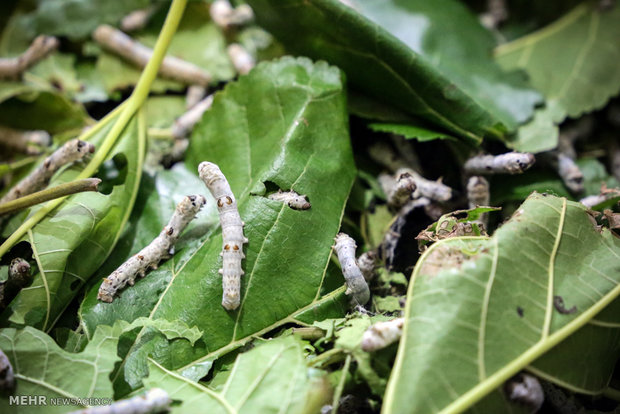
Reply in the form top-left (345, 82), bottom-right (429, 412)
top-left (464, 152), bottom-right (535, 175)
top-left (67, 388), bottom-right (171, 414)
top-left (361, 317), bottom-right (404, 352)
top-left (268, 190), bottom-right (311, 210)
top-left (227, 44), bottom-right (255, 75)
top-left (398, 168), bottom-right (452, 202)
top-left (0, 139), bottom-right (95, 204)
top-left (93, 25), bottom-right (211, 86)
top-left (557, 153), bottom-right (584, 193)
top-left (357, 250), bottom-right (378, 281)
top-left (380, 171), bottom-right (417, 210)
top-left (0, 35), bottom-right (58, 79)
top-left (98, 195), bottom-right (206, 302)
top-left (199, 162), bottom-right (247, 310)
top-left (333, 233), bottom-right (370, 306)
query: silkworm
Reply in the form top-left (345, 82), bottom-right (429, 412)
top-left (557, 153), bottom-right (584, 194)
top-left (198, 162), bottom-right (248, 310)
top-left (0, 348), bottom-right (14, 393)
top-left (380, 171), bottom-right (417, 210)
top-left (67, 388), bottom-right (170, 414)
top-left (0, 35), bottom-right (59, 80)
top-left (171, 95), bottom-right (214, 140)
top-left (98, 195), bottom-right (206, 302)
top-left (0, 139), bottom-right (95, 204)
top-left (504, 373), bottom-right (544, 413)
top-left (0, 258), bottom-right (33, 313)
top-left (357, 250), bottom-right (378, 281)
top-left (467, 176), bottom-right (490, 227)
top-left (186, 85), bottom-right (207, 109)
top-left (464, 152), bottom-right (535, 175)
top-left (227, 44), bottom-right (255, 75)
top-left (361, 317), bottom-right (404, 352)
top-left (398, 168), bottom-right (452, 202)
top-left (479, 0), bottom-right (508, 30)
top-left (333, 233), bottom-right (370, 306)
top-left (120, 5), bottom-right (157, 32)
top-left (553, 295), bottom-right (577, 314)
top-left (93, 25), bottom-right (211, 86)
top-left (210, 0), bottom-right (254, 28)
top-left (0, 126), bottom-right (50, 155)
top-left (268, 190), bottom-right (311, 210)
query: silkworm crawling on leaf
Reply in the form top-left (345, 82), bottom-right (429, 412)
top-left (186, 84), bottom-right (207, 109)
top-left (268, 190), bottom-right (311, 210)
top-left (171, 95), bottom-right (214, 141)
top-left (504, 373), bottom-right (544, 413)
top-left (120, 5), bottom-right (157, 32)
top-left (210, 0), bottom-right (254, 28)
top-left (0, 35), bottom-right (59, 80)
top-left (0, 348), bottom-right (14, 393)
top-left (67, 388), bottom-right (170, 414)
top-left (557, 153), bottom-right (584, 193)
top-left (98, 195), bottom-right (206, 302)
top-left (361, 317), bottom-right (404, 352)
top-left (380, 171), bottom-right (417, 210)
top-left (333, 233), bottom-right (370, 306)
top-left (93, 25), bottom-right (211, 86)
top-left (0, 126), bottom-right (50, 155)
top-left (227, 44), bottom-right (255, 75)
top-left (399, 168), bottom-right (452, 202)
top-left (464, 152), bottom-right (535, 175)
top-left (0, 258), bottom-right (33, 313)
top-left (0, 139), bottom-right (95, 204)
top-left (199, 161), bottom-right (248, 310)
top-left (357, 250), bottom-right (378, 281)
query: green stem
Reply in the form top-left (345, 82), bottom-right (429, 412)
top-left (0, 0), bottom-right (187, 259)
top-left (332, 354), bottom-right (352, 414)
top-left (603, 387), bottom-right (620, 403)
top-left (0, 178), bottom-right (101, 216)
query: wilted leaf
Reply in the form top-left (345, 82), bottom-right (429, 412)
top-left (78, 57), bottom-right (354, 393)
top-left (384, 193), bottom-right (620, 413)
top-left (247, 0), bottom-right (541, 144)
top-left (0, 324), bottom-right (124, 413)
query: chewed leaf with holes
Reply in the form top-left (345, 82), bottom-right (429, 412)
top-left (496, 4), bottom-right (620, 133)
top-left (79, 57), bottom-right (354, 393)
top-left (143, 336), bottom-right (327, 414)
top-left (383, 193), bottom-right (620, 414)
top-left (0, 114), bottom-right (144, 331)
top-left (0, 324), bottom-right (123, 413)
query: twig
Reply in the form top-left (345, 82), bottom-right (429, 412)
top-left (464, 152), bottom-right (535, 175)
top-left (0, 126), bottom-right (50, 155)
top-left (199, 161), bottom-right (248, 310)
top-left (0, 178), bottom-right (101, 216)
top-left (93, 24), bottom-right (211, 86)
top-left (333, 233), bottom-right (371, 306)
top-left (0, 139), bottom-right (95, 204)
top-left (0, 35), bottom-right (59, 80)
top-left (227, 43), bottom-right (255, 75)
top-left (98, 195), bottom-right (205, 302)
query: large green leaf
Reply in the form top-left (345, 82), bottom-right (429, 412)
top-left (143, 336), bottom-right (326, 414)
top-left (78, 57), bottom-right (355, 393)
top-left (0, 324), bottom-right (123, 413)
top-left (496, 3), bottom-right (620, 151)
top-left (246, 0), bottom-right (541, 144)
top-left (0, 113), bottom-right (145, 331)
top-left (383, 193), bottom-right (620, 413)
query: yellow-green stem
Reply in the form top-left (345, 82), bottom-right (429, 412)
top-left (0, 0), bottom-right (187, 259)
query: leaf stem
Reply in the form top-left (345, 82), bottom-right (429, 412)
top-left (331, 354), bottom-right (351, 414)
top-left (603, 387), bottom-right (620, 402)
top-left (0, 0), bottom-right (188, 260)
top-left (0, 178), bottom-right (101, 216)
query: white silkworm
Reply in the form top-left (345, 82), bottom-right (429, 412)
top-left (333, 233), bottom-right (370, 306)
top-left (98, 195), bottom-right (206, 302)
top-left (171, 95), bottom-right (214, 140)
top-left (504, 373), bottom-right (544, 413)
top-left (357, 250), bottom-right (378, 282)
top-left (227, 43), bottom-right (255, 75)
top-left (0, 348), bottom-right (14, 393)
top-left (399, 168), bottom-right (452, 202)
top-left (268, 190), bottom-right (311, 210)
top-left (479, 0), bottom-right (508, 30)
top-left (67, 388), bottom-right (171, 414)
top-left (186, 84), bottom-right (207, 109)
top-left (93, 25), bottom-right (212, 86)
top-left (464, 152), bottom-right (535, 175)
top-left (361, 317), bottom-right (404, 352)
top-left (0, 35), bottom-right (59, 79)
top-left (1, 258), bottom-right (33, 313)
top-left (0, 139), bottom-right (95, 204)
top-left (467, 176), bottom-right (490, 227)
top-left (198, 162), bottom-right (248, 310)
top-left (210, 0), bottom-right (254, 28)
top-left (380, 171), bottom-right (417, 210)
top-left (120, 6), bottom-right (157, 32)
top-left (0, 126), bottom-right (50, 155)
top-left (557, 153), bottom-right (584, 193)
top-left (580, 194), bottom-right (607, 208)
